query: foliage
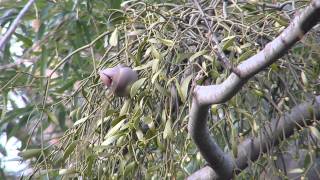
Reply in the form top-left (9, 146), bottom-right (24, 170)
top-left (0, 0), bottom-right (319, 179)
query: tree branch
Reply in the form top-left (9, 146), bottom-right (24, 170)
top-left (0, 0), bottom-right (36, 51)
top-left (188, 95), bottom-right (320, 179)
top-left (188, 0), bottom-right (320, 179)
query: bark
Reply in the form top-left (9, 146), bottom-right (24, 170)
top-left (188, 96), bottom-right (320, 179)
top-left (188, 0), bottom-right (320, 179)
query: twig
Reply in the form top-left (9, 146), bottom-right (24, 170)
top-left (223, 0), bottom-right (228, 18)
top-left (0, 0), bottom-right (36, 50)
top-left (192, 0), bottom-right (242, 77)
top-left (50, 31), bottom-right (111, 77)
top-left (0, 57), bottom-right (37, 70)
top-left (235, 0), bottom-right (299, 11)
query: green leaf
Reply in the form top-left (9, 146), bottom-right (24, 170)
top-left (189, 50), bottom-right (207, 62)
top-left (14, 33), bottom-right (33, 47)
top-left (45, 110), bottom-right (59, 125)
top-left (151, 68), bottom-right (163, 84)
top-left (104, 118), bottom-right (127, 141)
top-left (151, 46), bottom-right (161, 59)
top-left (18, 149), bottom-right (42, 159)
top-left (1, 92), bottom-right (8, 123)
top-left (155, 82), bottom-right (170, 97)
top-left (127, 30), bottom-right (144, 36)
top-left (231, 128), bottom-right (238, 158)
top-left (203, 55), bottom-right (215, 62)
top-left (111, 115), bottom-right (126, 127)
top-left (222, 36), bottom-right (235, 51)
top-left (124, 161), bottom-right (137, 176)
top-left (309, 126), bottom-right (320, 140)
top-left (158, 38), bottom-right (174, 47)
top-left (237, 50), bottom-right (255, 62)
top-left (271, 15), bottom-right (289, 27)
top-left (109, 28), bottom-right (118, 46)
top-left (96, 117), bottom-right (110, 130)
top-left (301, 71), bottom-right (308, 86)
top-left (271, 64), bottom-right (279, 71)
top-left (35, 169), bottom-right (58, 178)
top-left (133, 60), bottom-right (154, 71)
top-left (163, 120), bottom-right (172, 139)
top-left (288, 168), bottom-right (304, 174)
top-left (253, 89), bottom-right (264, 97)
top-left (73, 116), bottom-right (89, 127)
top-left (304, 153), bottom-right (311, 168)
top-left (130, 78), bottom-right (146, 98)
top-left (135, 38), bottom-right (147, 66)
top-left (136, 129), bottom-right (144, 141)
top-left (148, 38), bottom-right (158, 44)
top-left (180, 75), bottom-right (192, 103)
top-left (174, 53), bottom-right (192, 64)
top-left (59, 168), bottom-right (77, 175)
top-left (175, 80), bottom-right (183, 103)
top-left (104, 34), bottom-right (109, 47)
top-left (152, 59), bottom-right (160, 74)
top-left (101, 134), bottom-right (120, 146)
top-left (63, 141), bottom-right (77, 159)
top-left (120, 99), bottom-right (131, 116)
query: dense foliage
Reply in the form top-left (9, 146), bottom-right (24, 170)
top-left (0, 0), bottom-right (319, 179)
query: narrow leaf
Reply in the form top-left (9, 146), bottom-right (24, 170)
top-left (309, 126), bottom-right (320, 140)
top-left (63, 141), bottom-right (77, 159)
top-left (109, 28), bottom-right (118, 47)
top-left (101, 134), bottom-right (120, 146)
top-left (104, 118), bottom-right (127, 140)
top-left (133, 60), bottom-right (154, 71)
top-left (18, 149), bottom-right (41, 159)
top-left (158, 38), bottom-right (174, 47)
top-left (46, 110), bottom-right (59, 125)
top-left (189, 50), bottom-right (207, 62)
top-left (301, 71), bottom-right (308, 86)
top-left (222, 36), bottom-right (235, 51)
top-left (237, 50), bottom-right (255, 62)
top-left (163, 120), bottom-right (172, 139)
top-left (73, 116), bottom-right (89, 127)
top-left (59, 168), bottom-right (77, 175)
top-left (289, 168), bottom-right (304, 174)
top-left (180, 75), bottom-right (192, 103)
top-left (120, 99), bottom-right (131, 116)
top-left (151, 68), bottom-right (163, 84)
top-left (130, 78), bottom-right (146, 98)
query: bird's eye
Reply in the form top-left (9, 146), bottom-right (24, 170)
top-left (103, 73), bottom-right (113, 87)
top-left (99, 72), bottom-right (113, 87)
top-left (107, 76), bottom-right (112, 86)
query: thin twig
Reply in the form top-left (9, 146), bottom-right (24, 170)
top-left (192, 0), bottom-right (242, 77)
top-left (0, 57), bottom-right (37, 70)
top-left (50, 31), bottom-right (111, 77)
top-left (235, 0), bottom-right (301, 11)
top-left (223, 0), bottom-right (228, 18)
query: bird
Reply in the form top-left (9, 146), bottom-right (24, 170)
top-left (99, 64), bottom-right (138, 97)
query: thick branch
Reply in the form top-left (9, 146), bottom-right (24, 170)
top-left (188, 96), bottom-right (320, 179)
top-left (194, 0), bottom-right (320, 105)
top-left (235, 96), bottom-right (320, 171)
top-left (189, 0), bottom-right (320, 179)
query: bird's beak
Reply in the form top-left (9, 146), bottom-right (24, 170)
top-left (99, 71), bottom-right (112, 87)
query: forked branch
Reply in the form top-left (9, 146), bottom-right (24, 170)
top-left (188, 0), bottom-right (320, 179)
